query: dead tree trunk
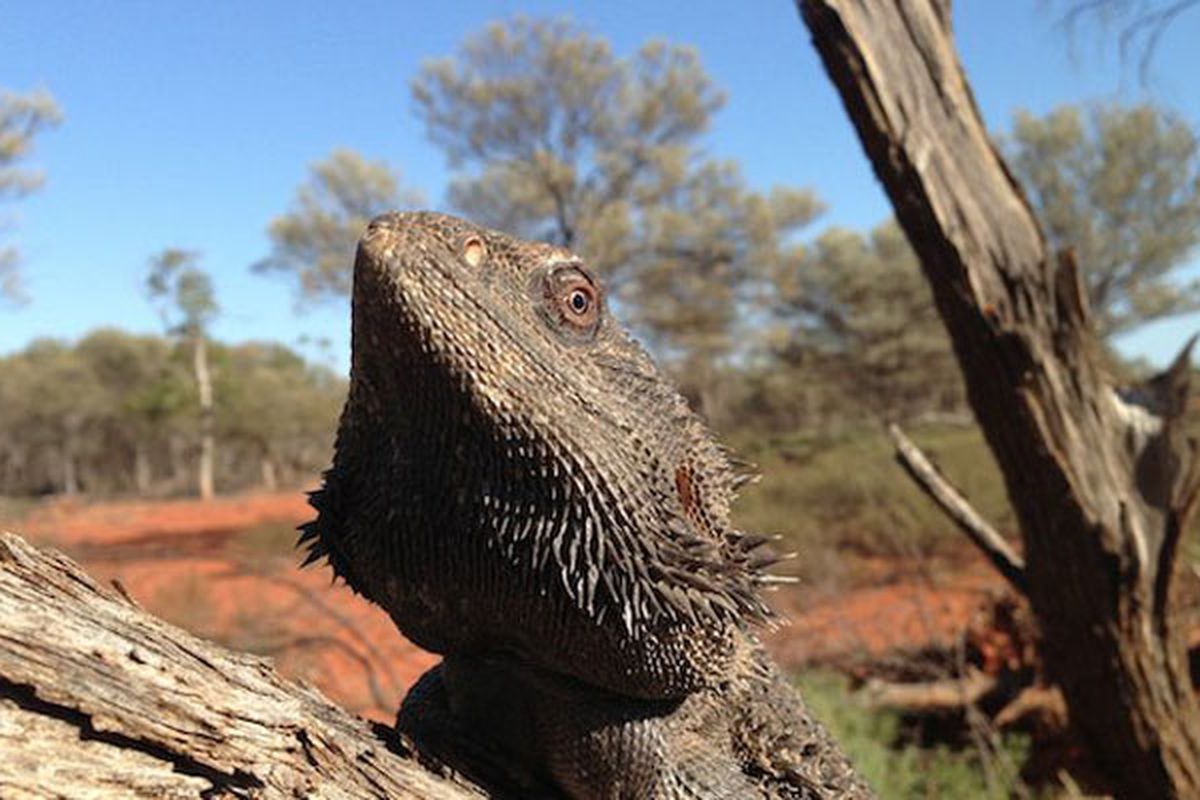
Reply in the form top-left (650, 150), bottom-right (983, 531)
top-left (193, 333), bottom-right (215, 501)
top-left (134, 442), bottom-right (152, 496)
top-left (0, 529), bottom-right (483, 799)
top-left (798, 2), bottom-right (1200, 797)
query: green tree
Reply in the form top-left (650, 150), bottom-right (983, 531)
top-left (255, 149), bottom-right (423, 300)
top-left (1005, 103), bottom-right (1200, 337)
top-left (0, 87), bottom-right (62, 302)
top-left (411, 16), bottom-right (723, 256)
top-left (768, 220), bottom-right (963, 426)
top-left (0, 330), bottom-right (343, 499)
top-left (76, 329), bottom-right (190, 495)
top-left (147, 249), bottom-right (219, 500)
top-left (216, 341), bottom-right (344, 491)
top-left (412, 17), bottom-right (822, 398)
top-left (7, 340), bottom-right (104, 495)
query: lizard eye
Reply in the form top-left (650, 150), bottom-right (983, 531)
top-left (568, 287), bottom-right (593, 315)
top-left (540, 265), bottom-right (602, 338)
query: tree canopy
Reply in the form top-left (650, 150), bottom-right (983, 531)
top-left (0, 87), bottom-right (62, 303)
top-left (1005, 103), bottom-right (1200, 337)
top-left (769, 220), bottom-right (963, 424)
top-left (146, 248), bottom-right (218, 337)
top-left (0, 330), bottom-right (343, 498)
top-left (412, 17), bottom-right (823, 372)
top-left (255, 149), bottom-right (423, 301)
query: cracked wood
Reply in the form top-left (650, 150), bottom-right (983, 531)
top-left (0, 530), bottom-right (484, 799)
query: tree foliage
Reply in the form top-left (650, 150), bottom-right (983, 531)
top-left (1057, 1), bottom-right (1200, 80)
top-left (255, 149), bottom-right (423, 300)
top-left (0, 87), bottom-right (62, 302)
top-left (1005, 103), bottom-right (1200, 337)
top-left (0, 330), bottom-right (343, 498)
top-left (215, 342), bottom-right (346, 490)
top-left (763, 220), bottom-right (963, 426)
top-left (412, 17), bottom-right (822, 370)
top-left (412, 16), bottom-right (724, 254)
top-left (146, 248), bottom-right (218, 336)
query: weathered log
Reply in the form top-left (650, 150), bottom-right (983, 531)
top-left (0, 530), bottom-right (483, 799)
top-left (799, 2), bottom-right (1200, 797)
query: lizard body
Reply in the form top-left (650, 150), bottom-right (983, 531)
top-left (303, 212), bottom-right (871, 798)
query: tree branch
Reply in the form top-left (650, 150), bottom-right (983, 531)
top-left (863, 668), bottom-right (996, 712)
top-left (888, 424), bottom-right (1028, 594)
top-left (0, 530), bottom-right (484, 798)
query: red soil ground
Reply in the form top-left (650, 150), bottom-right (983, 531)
top-left (3, 491), bottom-right (1005, 721)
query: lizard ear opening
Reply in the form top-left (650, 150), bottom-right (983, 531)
top-left (675, 460), bottom-right (718, 537)
top-left (675, 463), bottom-right (697, 524)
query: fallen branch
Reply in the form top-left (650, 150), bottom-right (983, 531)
top-left (888, 424), bottom-right (1028, 594)
top-left (0, 530), bottom-right (483, 798)
top-left (864, 668), bottom-right (996, 713)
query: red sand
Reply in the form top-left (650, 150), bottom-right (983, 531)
top-left (3, 491), bottom-right (1003, 720)
top-left (769, 567), bottom-right (1005, 667)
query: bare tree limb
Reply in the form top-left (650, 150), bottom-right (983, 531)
top-left (0, 530), bottom-right (484, 798)
top-left (888, 423), bottom-right (1028, 594)
top-left (1057, 0), bottom-right (1200, 82)
top-left (994, 685), bottom-right (1069, 731)
top-left (863, 668), bottom-right (996, 712)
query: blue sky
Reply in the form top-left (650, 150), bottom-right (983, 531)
top-left (3, 1), bottom-right (1200, 370)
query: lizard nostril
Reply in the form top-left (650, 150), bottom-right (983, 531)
top-left (367, 212), bottom-right (402, 232)
top-left (462, 237), bottom-right (486, 267)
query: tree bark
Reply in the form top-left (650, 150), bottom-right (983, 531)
top-left (798, 2), bottom-right (1200, 797)
top-left (61, 414), bottom-right (82, 497)
top-left (261, 453), bottom-right (279, 492)
top-left (168, 432), bottom-right (188, 493)
top-left (0, 529), bottom-right (484, 799)
top-left (134, 443), bottom-right (152, 496)
top-left (193, 334), bottom-right (215, 501)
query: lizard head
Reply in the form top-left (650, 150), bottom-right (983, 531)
top-left (305, 211), bottom-right (778, 636)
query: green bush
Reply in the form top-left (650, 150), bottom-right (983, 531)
top-left (730, 423), bottom-right (1016, 579)
top-left (796, 669), bottom-right (1036, 799)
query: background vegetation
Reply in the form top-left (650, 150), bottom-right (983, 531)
top-left (5, 12), bottom-right (1200, 797)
